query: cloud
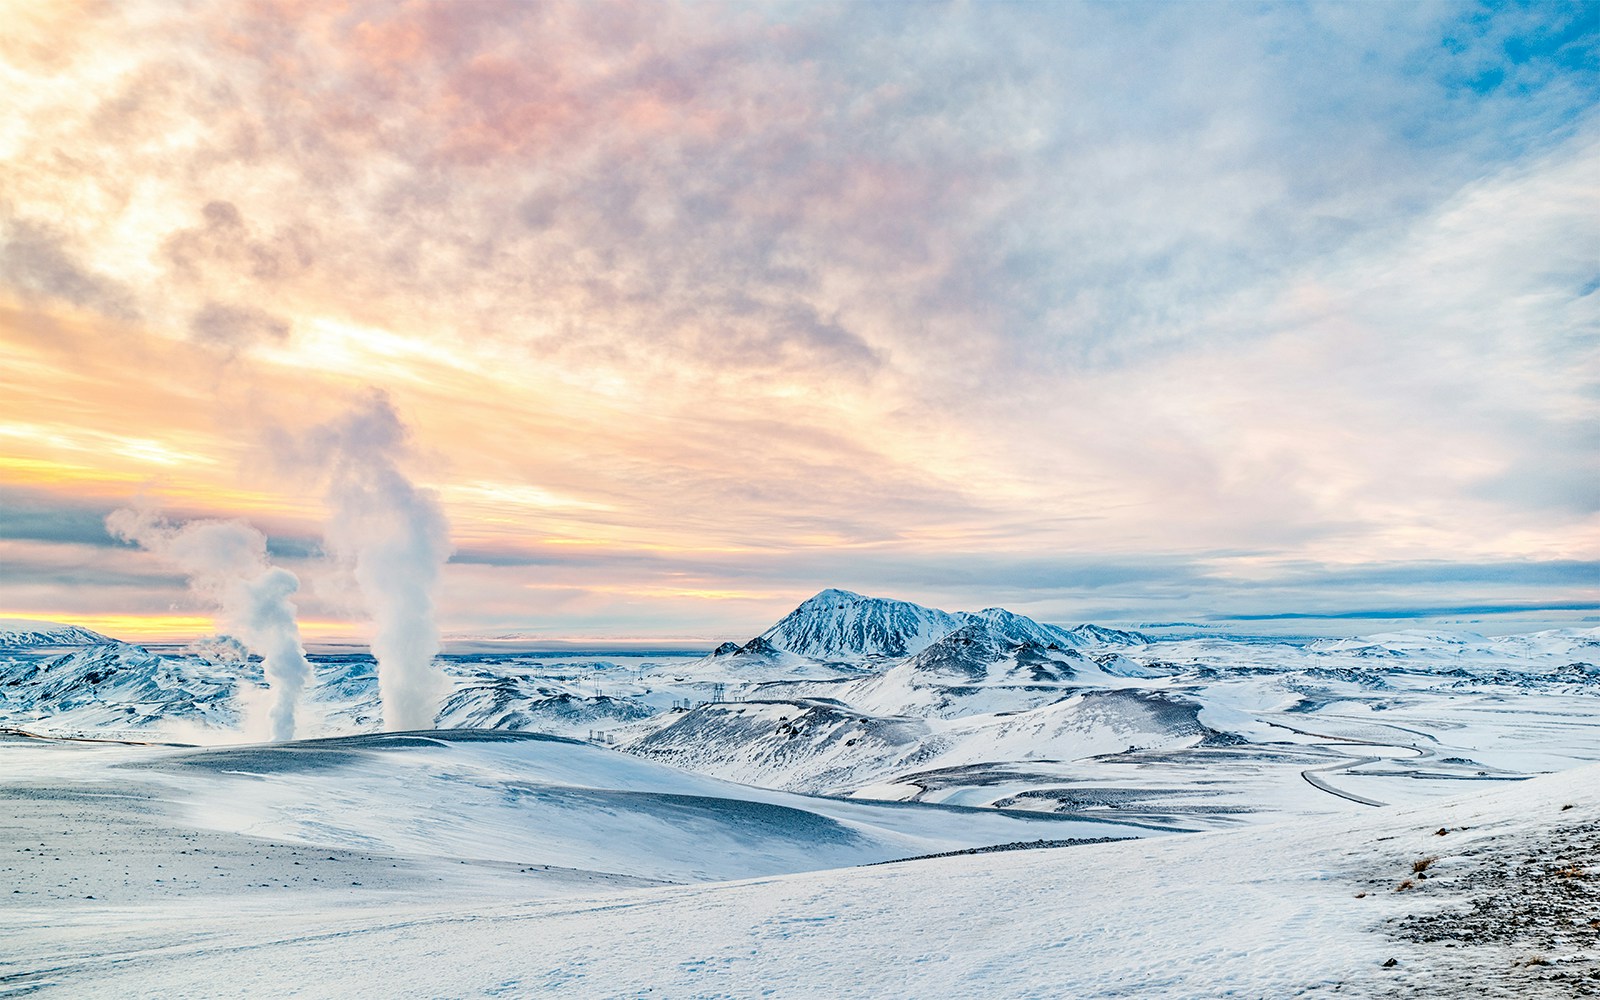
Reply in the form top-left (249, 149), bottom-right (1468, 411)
top-left (1, 1), bottom-right (1595, 637)
top-left (9, 2), bottom-right (1593, 391)
top-left (0, 538), bottom-right (188, 594)
top-left (189, 301), bottom-right (291, 348)
top-left (163, 201), bottom-right (316, 286)
top-left (0, 215), bottom-right (135, 317)
top-left (0, 488), bottom-right (121, 548)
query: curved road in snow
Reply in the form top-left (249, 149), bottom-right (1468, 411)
top-left (1298, 755), bottom-right (1389, 806)
top-left (1264, 718), bottom-right (1433, 808)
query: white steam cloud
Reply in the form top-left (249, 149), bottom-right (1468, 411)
top-left (311, 390), bottom-right (452, 732)
top-left (106, 508), bottom-right (312, 741)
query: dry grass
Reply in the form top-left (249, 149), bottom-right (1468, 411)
top-left (1394, 818), bottom-right (1600, 998)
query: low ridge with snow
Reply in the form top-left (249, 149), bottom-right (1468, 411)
top-left (0, 619), bottom-right (115, 648)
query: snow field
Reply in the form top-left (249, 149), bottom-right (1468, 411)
top-left (7, 751), bottom-right (1592, 998)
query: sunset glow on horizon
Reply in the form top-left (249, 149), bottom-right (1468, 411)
top-left (2, 1), bottom-right (1596, 643)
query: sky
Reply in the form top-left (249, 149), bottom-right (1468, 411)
top-left (1, 0), bottom-right (1597, 643)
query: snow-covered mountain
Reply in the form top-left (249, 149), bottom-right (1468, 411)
top-left (898, 617), bottom-right (1076, 683)
top-left (0, 628), bottom-right (654, 742)
top-left (0, 639), bottom-right (246, 733)
top-left (962, 607), bottom-right (1083, 649)
top-left (0, 618), bottom-right (115, 647)
top-left (1064, 622), bottom-right (1148, 646)
top-left (754, 588), bottom-right (969, 660)
top-left (723, 588), bottom-right (1148, 666)
top-left (945, 609), bottom-right (1147, 651)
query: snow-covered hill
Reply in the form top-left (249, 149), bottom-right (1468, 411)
top-left (0, 729), bottom-right (1154, 888)
top-left (626, 687), bottom-right (1231, 799)
top-left (0, 639), bottom-right (246, 734)
top-left (5, 731), bottom-right (1592, 998)
top-left (0, 630), bottom-right (672, 743)
top-left (434, 672), bottom-right (653, 733)
top-left (0, 618), bottom-right (114, 647)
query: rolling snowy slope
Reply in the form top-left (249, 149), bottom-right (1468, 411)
top-left (5, 736), bottom-right (1592, 999)
top-left (0, 730), bottom-right (1157, 889)
top-left (3, 604), bottom-right (1596, 997)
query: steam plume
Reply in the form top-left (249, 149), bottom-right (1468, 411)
top-left (312, 390), bottom-right (451, 731)
top-left (107, 508), bottom-right (311, 740)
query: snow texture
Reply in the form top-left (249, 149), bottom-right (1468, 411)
top-left (2, 730), bottom-right (1593, 998)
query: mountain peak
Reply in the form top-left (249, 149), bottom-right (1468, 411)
top-left (761, 591), bottom-right (963, 660)
top-left (797, 589), bottom-right (868, 609)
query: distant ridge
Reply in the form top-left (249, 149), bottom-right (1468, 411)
top-left (967, 607), bottom-right (1085, 648)
top-left (724, 590), bottom-right (1147, 662)
top-left (0, 619), bottom-right (117, 647)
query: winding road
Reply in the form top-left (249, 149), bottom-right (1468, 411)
top-left (1298, 755), bottom-right (1388, 806)
top-left (1264, 718), bottom-right (1434, 808)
